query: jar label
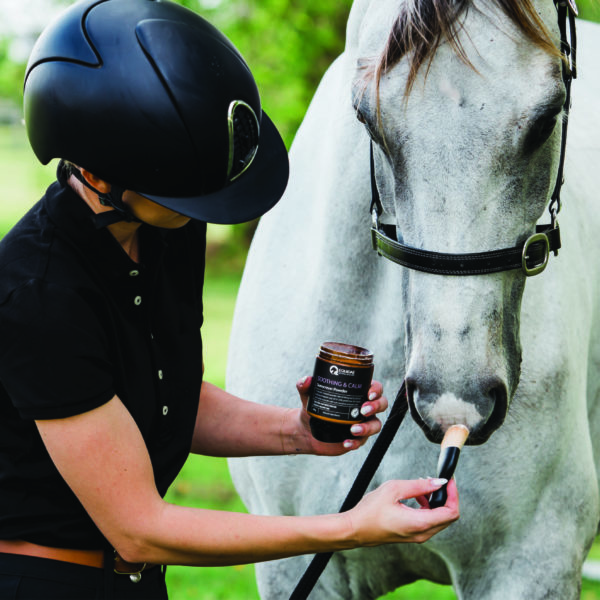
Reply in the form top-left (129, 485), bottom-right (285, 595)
top-left (307, 357), bottom-right (374, 423)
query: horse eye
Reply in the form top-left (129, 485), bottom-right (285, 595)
top-left (524, 111), bottom-right (560, 152)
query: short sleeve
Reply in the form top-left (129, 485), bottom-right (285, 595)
top-left (0, 281), bottom-right (115, 419)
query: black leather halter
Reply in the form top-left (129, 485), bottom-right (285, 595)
top-left (370, 0), bottom-right (578, 277)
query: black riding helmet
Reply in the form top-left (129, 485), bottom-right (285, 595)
top-left (23, 0), bottom-right (289, 225)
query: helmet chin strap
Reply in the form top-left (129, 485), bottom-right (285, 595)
top-left (69, 167), bottom-right (142, 228)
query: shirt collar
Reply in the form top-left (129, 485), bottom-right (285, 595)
top-left (43, 171), bottom-right (168, 278)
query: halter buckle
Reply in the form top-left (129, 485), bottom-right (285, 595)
top-left (522, 233), bottom-right (550, 277)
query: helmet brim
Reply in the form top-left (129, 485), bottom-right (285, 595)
top-left (139, 110), bottom-right (289, 225)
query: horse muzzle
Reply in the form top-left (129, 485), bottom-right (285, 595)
top-left (405, 376), bottom-right (508, 445)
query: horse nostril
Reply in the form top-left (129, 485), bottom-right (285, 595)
top-left (481, 380), bottom-right (508, 438)
top-left (405, 376), bottom-right (441, 414)
top-left (404, 377), bottom-right (424, 410)
top-left (482, 378), bottom-right (507, 412)
top-left (488, 384), bottom-right (502, 404)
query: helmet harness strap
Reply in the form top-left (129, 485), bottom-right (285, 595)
top-left (68, 166), bottom-right (142, 228)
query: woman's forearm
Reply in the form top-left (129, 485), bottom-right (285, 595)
top-left (127, 504), bottom-right (355, 567)
top-left (118, 479), bottom-right (459, 567)
top-left (191, 378), bottom-right (388, 458)
top-left (190, 381), bottom-right (308, 456)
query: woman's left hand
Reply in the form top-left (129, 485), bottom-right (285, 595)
top-left (291, 376), bottom-right (388, 456)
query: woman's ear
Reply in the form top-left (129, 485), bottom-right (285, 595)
top-left (79, 168), bottom-right (111, 194)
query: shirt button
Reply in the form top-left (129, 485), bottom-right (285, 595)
top-left (158, 370), bottom-right (164, 380)
top-left (162, 406), bottom-right (169, 416)
top-left (134, 296), bottom-right (142, 306)
top-left (129, 269), bottom-right (140, 277)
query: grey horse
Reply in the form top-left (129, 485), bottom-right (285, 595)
top-left (227, 1), bottom-right (600, 598)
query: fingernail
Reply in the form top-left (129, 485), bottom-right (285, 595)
top-left (350, 425), bottom-right (363, 435)
top-left (361, 405), bottom-right (374, 416)
top-left (297, 376), bottom-right (308, 387)
top-left (343, 440), bottom-right (354, 449)
top-left (429, 478), bottom-right (448, 486)
top-left (368, 392), bottom-right (377, 401)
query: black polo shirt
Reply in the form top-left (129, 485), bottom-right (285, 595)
top-left (0, 173), bottom-right (205, 549)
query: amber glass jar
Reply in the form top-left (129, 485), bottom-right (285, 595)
top-left (307, 342), bottom-right (374, 443)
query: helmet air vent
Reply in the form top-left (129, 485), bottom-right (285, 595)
top-left (227, 100), bottom-right (260, 182)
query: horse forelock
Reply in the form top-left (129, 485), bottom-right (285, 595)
top-left (363, 0), bottom-right (563, 97)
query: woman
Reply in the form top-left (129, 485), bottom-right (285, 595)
top-left (0, 1), bottom-right (459, 598)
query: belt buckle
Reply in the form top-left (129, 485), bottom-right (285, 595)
top-left (113, 550), bottom-right (146, 583)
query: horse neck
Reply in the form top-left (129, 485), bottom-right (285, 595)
top-left (286, 53), bottom-right (373, 237)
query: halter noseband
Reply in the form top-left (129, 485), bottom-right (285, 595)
top-left (370, 0), bottom-right (577, 277)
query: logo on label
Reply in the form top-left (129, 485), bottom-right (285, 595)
top-left (351, 408), bottom-right (360, 418)
top-left (330, 365), bottom-right (355, 376)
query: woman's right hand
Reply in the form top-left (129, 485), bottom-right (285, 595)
top-left (346, 478), bottom-right (459, 547)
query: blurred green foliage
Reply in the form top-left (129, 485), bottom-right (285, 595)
top-left (0, 40), bottom-right (23, 104)
top-left (580, 0), bottom-right (600, 21)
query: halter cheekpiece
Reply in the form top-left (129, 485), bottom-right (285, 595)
top-left (370, 0), bottom-right (578, 277)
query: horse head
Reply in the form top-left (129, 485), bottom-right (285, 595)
top-left (351, 0), bottom-right (572, 445)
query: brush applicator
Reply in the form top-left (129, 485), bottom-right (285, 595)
top-left (428, 424), bottom-right (469, 509)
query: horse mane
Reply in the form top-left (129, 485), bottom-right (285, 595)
top-left (366, 0), bottom-right (563, 96)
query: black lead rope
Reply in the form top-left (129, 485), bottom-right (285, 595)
top-left (289, 382), bottom-right (408, 600)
